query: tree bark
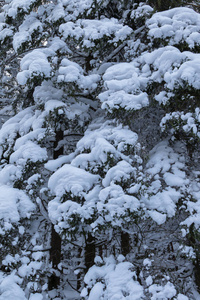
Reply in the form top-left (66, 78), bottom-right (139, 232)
top-left (121, 232), bottom-right (130, 257)
top-left (48, 130), bottom-right (63, 290)
top-left (85, 233), bottom-right (95, 272)
top-left (48, 226), bottom-right (62, 290)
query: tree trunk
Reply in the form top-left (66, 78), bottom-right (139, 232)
top-left (85, 233), bottom-right (95, 272)
top-left (48, 130), bottom-right (63, 290)
top-left (77, 247), bottom-right (82, 291)
top-left (195, 255), bottom-right (200, 293)
top-left (121, 232), bottom-right (130, 257)
top-left (48, 226), bottom-right (62, 290)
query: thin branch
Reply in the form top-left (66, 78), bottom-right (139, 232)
top-left (186, 2), bottom-right (200, 8)
top-left (66, 279), bottom-right (79, 292)
top-left (29, 248), bottom-right (51, 252)
top-left (64, 133), bottom-right (84, 137)
top-left (102, 40), bottom-right (128, 64)
top-left (101, 25), bottom-right (145, 64)
top-left (73, 50), bottom-right (88, 58)
top-left (65, 240), bottom-right (82, 248)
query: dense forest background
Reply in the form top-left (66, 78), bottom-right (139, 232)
top-left (0, 0), bottom-right (200, 299)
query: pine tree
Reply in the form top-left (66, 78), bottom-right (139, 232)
top-left (0, 0), bottom-right (200, 299)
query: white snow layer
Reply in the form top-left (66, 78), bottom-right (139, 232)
top-left (149, 282), bottom-right (176, 299)
top-left (82, 255), bottom-right (144, 300)
top-left (160, 108), bottom-right (200, 139)
top-left (99, 62), bottom-right (149, 112)
top-left (138, 46), bottom-right (200, 104)
top-left (59, 18), bottom-right (132, 48)
top-left (9, 140), bottom-right (47, 166)
top-left (17, 50), bottom-right (52, 85)
top-left (13, 13), bottom-right (43, 51)
top-left (47, 120), bottom-right (140, 231)
top-left (0, 272), bottom-right (27, 300)
top-left (0, 185), bottom-right (35, 226)
top-left (48, 164), bottom-right (99, 198)
top-left (5, 0), bottom-right (37, 18)
top-left (143, 141), bottom-right (188, 223)
top-left (57, 58), bottom-right (100, 91)
top-left (147, 7), bottom-right (200, 49)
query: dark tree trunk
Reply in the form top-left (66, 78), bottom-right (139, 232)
top-left (48, 130), bottom-right (63, 290)
top-left (121, 232), bottom-right (130, 257)
top-left (99, 245), bottom-right (103, 258)
top-left (48, 226), bottom-right (62, 290)
top-left (195, 255), bottom-right (200, 293)
top-left (85, 233), bottom-right (95, 272)
top-left (53, 130), bottom-right (64, 159)
top-left (187, 223), bottom-right (200, 292)
top-left (77, 247), bottom-right (82, 291)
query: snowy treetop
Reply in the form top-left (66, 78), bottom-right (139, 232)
top-left (3, 0), bottom-right (38, 18)
top-left (147, 7), bottom-right (200, 50)
top-left (59, 18), bottom-right (132, 50)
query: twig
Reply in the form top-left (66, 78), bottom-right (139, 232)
top-left (187, 2), bottom-right (200, 9)
top-left (29, 248), bottom-right (51, 252)
top-left (101, 25), bottom-right (145, 64)
top-left (66, 279), bottom-right (79, 292)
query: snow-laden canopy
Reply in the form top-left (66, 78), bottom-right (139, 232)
top-left (0, 1), bottom-right (200, 299)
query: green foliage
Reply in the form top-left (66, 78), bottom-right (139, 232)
top-left (164, 85), bottom-right (200, 113)
top-left (148, 0), bottom-right (185, 11)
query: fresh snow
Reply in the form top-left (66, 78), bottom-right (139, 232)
top-left (17, 50), bottom-right (52, 85)
top-left (0, 1), bottom-right (200, 299)
top-left (9, 140), bottom-right (47, 166)
top-left (99, 62), bottom-right (149, 112)
top-left (59, 18), bottom-right (132, 48)
top-left (0, 185), bottom-right (35, 227)
top-left (13, 13), bottom-right (43, 52)
top-left (82, 255), bottom-right (144, 300)
top-left (147, 7), bottom-right (200, 49)
top-left (149, 282), bottom-right (177, 299)
top-left (0, 272), bottom-right (27, 300)
top-left (57, 58), bottom-right (100, 91)
top-left (48, 164), bottom-right (99, 198)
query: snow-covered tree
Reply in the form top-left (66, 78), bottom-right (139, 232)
top-left (0, 0), bottom-right (200, 299)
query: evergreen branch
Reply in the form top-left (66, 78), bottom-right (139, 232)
top-left (101, 25), bottom-right (145, 64)
top-left (101, 40), bottom-right (128, 63)
top-left (186, 2), bottom-right (200, 8)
